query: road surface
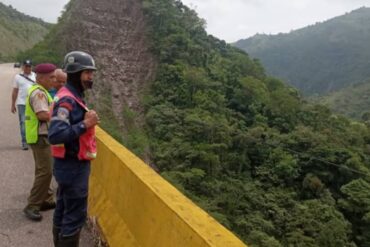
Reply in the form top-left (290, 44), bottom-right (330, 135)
top-left (0, 63), bottom-right (94, 247)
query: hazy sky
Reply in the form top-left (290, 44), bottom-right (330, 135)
top-left (1, 0), bottom-right (370, 42)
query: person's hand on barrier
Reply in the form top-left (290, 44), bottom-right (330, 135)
top-left (84, 110), bottom-right (100, 128)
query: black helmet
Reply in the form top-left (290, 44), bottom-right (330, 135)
top-left (23, 59), bottom-right (32, 66)
top-left (63, 51), bottom-right (97, 73)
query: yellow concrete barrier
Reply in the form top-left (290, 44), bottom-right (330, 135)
top-left (89, 127), bottom-right (247, 247)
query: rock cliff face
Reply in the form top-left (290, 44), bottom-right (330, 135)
top-left (57, 0), bottom-right (156, 131)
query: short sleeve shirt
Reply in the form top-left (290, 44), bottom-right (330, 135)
top-left (13, 72), bottom-right (36, 105)
top-left (29, 89), bottom-right (50, 135)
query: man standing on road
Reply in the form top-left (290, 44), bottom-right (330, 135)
top-left (24, 63), bottom-right (57, 221)
top-left (49, 51), bottom-right (99, 247)
top-left (11, 59), bottom-right (36, 150)
top-left (49, 69), bottom-right (67, 98)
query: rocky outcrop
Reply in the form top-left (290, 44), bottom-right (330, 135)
top-left (57, 0), bottom-right (156, 130)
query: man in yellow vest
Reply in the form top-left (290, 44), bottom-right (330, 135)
top-left (24, 63), bottom-right (57, 221)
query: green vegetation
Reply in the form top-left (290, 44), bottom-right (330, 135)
top-left (92, 84), bottom-right (124, 144)
top-left (319, 79), bottom-right (370, 120)
top-left (234, 7), bottom-right (370, 96)
top-left (0, 2), bottom-right (51, 61)
top-left (16, 1), bottom-right (76, 65)
top-left (20, 0), bottom-right (370, 246)
top-left (143, 1), bottom-right (370, 246)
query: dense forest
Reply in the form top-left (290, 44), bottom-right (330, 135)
top-left (141, 2), bottom-right (370, 246)
top-left (319, 78), bottom-right (370, 120)
top-left (0, 2), bottom-right (51, 61)
top-left (234, 7), bottom-right (370, 96)
top-left (19, 0), bottom-right (370, 246)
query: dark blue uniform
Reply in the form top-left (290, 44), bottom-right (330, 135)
top-left (48, 83), bottom-right (90, 236)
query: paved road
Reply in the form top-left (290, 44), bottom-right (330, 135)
top-left (0, 64), bottom-right (94, 247)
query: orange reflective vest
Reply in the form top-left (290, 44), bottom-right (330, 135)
top-left (51, 86), bottom-right (97, 161)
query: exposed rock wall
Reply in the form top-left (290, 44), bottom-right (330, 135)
top-left (58, 0), bottom-right (156, 130)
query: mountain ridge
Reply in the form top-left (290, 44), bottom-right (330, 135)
top-left (234, 7), bottom-right (370, 96)
top-left (0, 2), bottom-right (51, 60)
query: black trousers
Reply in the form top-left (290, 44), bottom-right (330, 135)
top-left (53, 157), bottom-right (90, 236)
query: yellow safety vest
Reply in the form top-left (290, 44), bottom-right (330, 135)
top-left (25, 84), bottom-right (52, 144)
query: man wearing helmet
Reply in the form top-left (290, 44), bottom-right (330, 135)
top-left (48, 51), bottom-right (99, 247)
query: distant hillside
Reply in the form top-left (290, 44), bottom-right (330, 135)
top-left (0, 2), bottom-right (51, 61)
top-left (320, 78), bottom-right (370, 120)
top-left (234, 7), bottom-right (370, 96)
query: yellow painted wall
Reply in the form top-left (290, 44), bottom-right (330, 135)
top-left (89, 127), bottom-right (247, 247)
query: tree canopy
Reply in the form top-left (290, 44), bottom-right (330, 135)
top-left (143, 1), bottom-right (370, 246)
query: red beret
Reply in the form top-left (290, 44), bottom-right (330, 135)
top-left (34, 63), bottom-right (57, 74)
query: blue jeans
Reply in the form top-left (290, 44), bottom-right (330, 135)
top-left (53, 158), bottom-right (91, 236)
top-left (17, 105), bottom-right (26, 145)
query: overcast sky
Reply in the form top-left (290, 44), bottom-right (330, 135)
top-left (1, 0), bottom-right (370, 42)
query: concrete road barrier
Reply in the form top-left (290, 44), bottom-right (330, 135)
top-left (89, 127), bottom-right (247, 247)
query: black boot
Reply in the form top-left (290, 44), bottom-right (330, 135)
top-left (58, 231), bottom-right (80, 247)
top-left (23, 206), bottom-right (42, 221)
top-left (53, 225), bottom-right (61, 246)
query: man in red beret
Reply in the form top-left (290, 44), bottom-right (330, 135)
top-left (23, 63), bottom-right (57, 221)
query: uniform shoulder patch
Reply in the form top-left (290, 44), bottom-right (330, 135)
top-left (57, 107), bottom-right (70, 121)
top-left (37, 92), bottom-right (46, 100)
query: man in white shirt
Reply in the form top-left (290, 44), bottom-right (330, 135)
top-left (11, 60), bottom-right (36, 150)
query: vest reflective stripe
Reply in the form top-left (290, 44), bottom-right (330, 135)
top-left (50, 86), bottom-right (97, 161)
top-left (25, 84), bottom-right (52, 144)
